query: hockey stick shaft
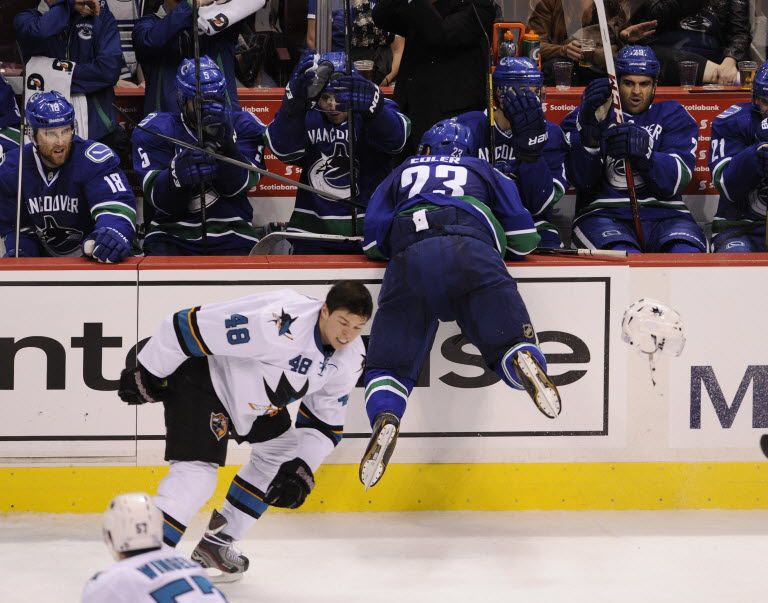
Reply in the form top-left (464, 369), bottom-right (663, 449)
top-left (593, 0), bottom-right (645, 251)
top-left (533, 247), bottom-right (628, 260)
top-left (111, 102), bottom-right (366, 210)
top-left (473, 5), bottom-right (495, 165)
top-left (191, 0), bottom-right (208, 252)
top-left (14, 68), bottom-right (26, 258)
top-left (343, 0), bottom-right (359, 235)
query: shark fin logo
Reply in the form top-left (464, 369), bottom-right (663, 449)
top-left (263, 373), bottom-right (309, 408)
top-left (270, 309), bottom-right (297, 339)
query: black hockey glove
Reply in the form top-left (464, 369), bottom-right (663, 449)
top-left (118, 363), bottom-right (168, 405)
top-left (264, 457), bottom-right (315, 509)
top-left (603, 123), bottom-right (654, 171)
top-left (333, 73), bottom-right (383, 118)
top-left (577, 77), bottom-right (613, 148)
top-left (501, 89), bottom-right (547, 162)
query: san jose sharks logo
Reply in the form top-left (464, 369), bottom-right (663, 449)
top-left (209, 412), bottom-right (228, 441)
top-left (307, 142), bottom-right (352, 200)
top-left (35, 215), bottom-right (83, 255)
top-left (270, 309), bottom-right (297, 340)
top-left (264, 373), bottom-right (309, 408)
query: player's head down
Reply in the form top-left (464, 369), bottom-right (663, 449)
top-left (175, 56), bottom-right (227, 124)
top-left (315, 52), bottom-right (351, 126)
top-left (615, 45), bottom-right (659, 115)
top-left (418, 119), bottom-right (474, 158)
top-left (25, 91), bottom-right (76, 168)
top-left (319, 280), bottom-right (372, 351)
top-left (492, 56), bottom-right (544, 101)
top-left (102, 492), bottom-right (163, 561)
top-left (752, 61), bottom-right (768, 117)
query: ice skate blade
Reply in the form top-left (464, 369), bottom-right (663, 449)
top-left (515, 352), bottom-right (561, 419)
top-left (360, 423), bottom-right (398, 491)
top-left (202, 567), bottom-right (245, 584)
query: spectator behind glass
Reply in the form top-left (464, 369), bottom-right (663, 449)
top-left (373, 0), bottom-right (496, 157)
top-left (629, 0), bottom-right (752, 86)
top-left (306, 0), bottom-right (404, 87)
top-left (133, 0), bottom-right (265, 116)
top-left (15, 0), bottom-right (126, 153)
top-left (107, 0), bottom-right (143, 87)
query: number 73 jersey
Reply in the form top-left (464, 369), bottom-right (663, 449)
top-left (138, 289), bottom-right (366, 454)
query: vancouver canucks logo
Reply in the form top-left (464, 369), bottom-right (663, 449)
top-left (263, 373), bottom-right (309, 408)
top-left (35, 215), bottom-right (83, 255)
top-left (605, 156), bottom-right (646, 190)
top-left (308, 142), bottom-right (351, 200)
top-left (270, 309), bottom-right (297, 340)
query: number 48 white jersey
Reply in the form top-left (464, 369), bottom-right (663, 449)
top-left (82, 549), bottom-right (227, 602)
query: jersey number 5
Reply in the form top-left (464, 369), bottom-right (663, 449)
top-left (400, 165), bottom-right (468, 198)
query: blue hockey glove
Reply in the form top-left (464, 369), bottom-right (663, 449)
top-left (118, 363), bottom-right (168, 405)
top-left (603, 123), bottom-right (654, 171)
top-left (333, 73), bottom-right (383, 118)
top-left (501, 89), bottom-right (547, 162)
top-left (170, 147), bottom-right (218, 189)
top-left (82, 226), bottom-right (131, 263)
top-left (494, 159), bottom-right (517, 177)
top-left (201, 100), bottom-right (236, 154)
top-left (283, 51), bottom-right (318, 114)
top-left (755, 143), bottom-right (768, 177)
top-left (577, 77), bottom-right (613, 148)
top-left (264, 457), bottom-right (315, 508)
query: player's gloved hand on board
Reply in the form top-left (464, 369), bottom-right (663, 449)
top-left (577, 77), bottom-right (613, 148)
top-left (170, 147), bottom-right (218, 189)
top-left (118, 363), bottom-right (168, 405)
top-left (263, 457), bottom-right (315, 508)
top-left (283, 51), bottom-right (319, 114)
top-left (334, 73), bottom-right (383, 118)
top-left (201, 100), bottom-right (236, 155)
top-left (82, 226), bottom-right (131, 263)
top-left (603, 122), bottom-right (654, 171)
top-left (501, 88), bottom-right (547, 162)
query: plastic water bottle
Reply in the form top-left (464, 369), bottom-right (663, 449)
top-left (498, 30), bottom-right (517, 59)
top-left (522, 30), bottom-right (541, 69)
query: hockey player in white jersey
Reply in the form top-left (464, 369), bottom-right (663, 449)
top-left (117, 281), bottom-right (372, 580)
top-left (82, 492), bottom-right (227, 602)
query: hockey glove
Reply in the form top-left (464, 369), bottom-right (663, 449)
top-left (755, 143), bottom-right (768, 178)
top-left (603, 123), bottom-right (654, 171)
top-left (201, 100), bottom-right (236, 155)
top-left (170, 147), bottom-right (218, 189)
top-left (264, 457), bottom-right (315, 509)
top-left (283, 51), bottom-right (318, 114)
top-left (82, 227), bottom-right (131, 263)
top-left (333, 73), bottom-right (383, 118)
top-left (118, 363), bottom-right (168, 405)
top-left (501, 89), bottom-right (547, 162)
top-left (577, 77), bottom-right (613, 148)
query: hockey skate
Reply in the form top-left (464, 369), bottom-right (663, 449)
top-left (512, 350), bottom-right (561, 419)
top-left (359, 412), bottom-right (400, 490)
top-left (191, 510), bottom-right (249, 583)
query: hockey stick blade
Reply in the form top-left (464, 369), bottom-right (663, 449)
top-left (249, 231), bottom-right (363, 255)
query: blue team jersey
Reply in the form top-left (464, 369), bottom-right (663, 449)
top-left (363, 154), bottom-right (539, 259)
top-left (708, 102), bottom-right (768, 232)
top-left (562, 100), bottom-right (697, 221)
top-left (132, 110), bottom-right (266, 254)
top-left (0, 137), bottom-right (136, 257)
top-left (265, 99), bottom-right (410, 237)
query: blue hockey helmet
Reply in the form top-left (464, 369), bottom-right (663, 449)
top-left (25, 91), bottom-right (75, 130)
top-left (752, 61), bottom-right (768, 107)
top-left (492, 56), bottom-right (544, 93)
top-left (615, 45), bottom-right (660, 79)
top-left (175, 56), bottom-right (227, 108)
top-left (418, 119), bottom-right (473, 157)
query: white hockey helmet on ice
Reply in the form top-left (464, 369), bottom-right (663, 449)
top-left (103, 492), bottom-right (163, 560)
top-left (621, 298), bottom-right (685, 357)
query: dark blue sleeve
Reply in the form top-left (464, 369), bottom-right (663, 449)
top-left (515, 122), bottom-right (568, 216)
top-left (214, 112), bottom-right (266, 197)
top-left (264, 106), bottom-right (309, 164)
top-left (362, 99), bottom-right (410, 155)
top-left (561, 108), bottom-right (605, 198)
top-left (82, 143), bottom-right (137, 241)
top-left (363, 166), bottom-right (402, 259)
top-left (71, 12), bottom-right (123, 94)
top-left (709, 107), bottom-right (762, 209)
top-left (14, 4), bottom-right (70, 50)
top-left (0, 152), bottom-right (40, 256)
top-left (132, 4), bottom-right (191, 61)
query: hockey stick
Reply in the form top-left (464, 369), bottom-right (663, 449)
top-left (248, 230), bottom-right (363, 255)
top-left (473, 4), bottom-right (495, 165)
top-left (593, 0), bottom-right (645, 251)
top-left (533, 247), bottom-right (628, 260)
top-left (111, 102), bottom-right (366, 210)
top-left (13, 62), bottom-right (27, 258)
top-left (191, 0), bottom-right (208, 253)
top-left (343, 0), bottom-right (360, 235)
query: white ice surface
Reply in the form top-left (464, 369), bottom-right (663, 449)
top-left (1, 510), bottom-right (766, 603)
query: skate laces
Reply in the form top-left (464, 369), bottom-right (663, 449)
top-left (203, 531), bottom-right (246, 565)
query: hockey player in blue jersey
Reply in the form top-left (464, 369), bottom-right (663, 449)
top-left (707, 61), bottom-right (768, 252)
top-left (0, 91), bottom-right (136, 260)
top-left (359, 120), bottom-right (561, 490)
top-left (0, 76), bottom-right (21, 158)
top-left (455, 57), bottom-right (569, 247)
top-left (265, 51), bottom-right (410, 253)
top-left (132, 56), bottom-right (266, 256)
top-left (562, 45), bottom-right (706, 253)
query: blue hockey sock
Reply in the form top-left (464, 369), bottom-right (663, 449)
top-left (364, 369), bottom-right (413, 426)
